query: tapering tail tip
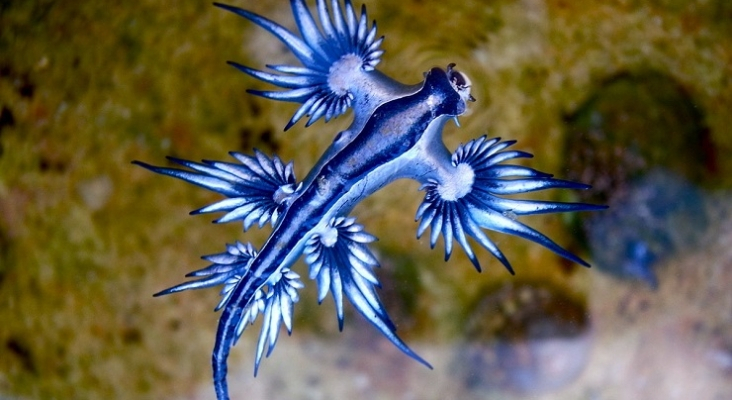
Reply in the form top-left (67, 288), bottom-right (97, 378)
top-left (212, 353), bottom-right (230, 400)
top-left (212, 305), bottom-right (242, 400)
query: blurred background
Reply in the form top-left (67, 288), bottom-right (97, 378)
top-left (1, 0), bottom-right (731, 399)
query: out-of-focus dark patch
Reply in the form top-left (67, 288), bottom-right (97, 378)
top-left (17, 73), bottom-right (34, 98)
top-left (38, 156), bottom-right (67, 173)
top-left (563, 71), bottom-right (714, 205)
top-left (0, 227), bottom-right (8, 288)
top-left (121, 327), bottom-right (142, 345)
top-left (0, 105), bottom-right (14, 130)
top-left (247, 98), bottom-right (262, 117)
top-left (239, 127), bottom-right (255, 151)
top-left (118, 32), bottom-right (142, 65)
top-left (454, 281), bottom-right (590, 394)
top-left (6, 337), bottom-right (37, 375)
top-left (711, 0), bottom-right (732, 28)
top-left (0, 64), bottom-right (11, 78)
top-left (239, 126), bottom-right (278, 153)
top-left (563, 72), bottom-right (713, 287)
top-left (0, 105), bottom-right (13, 157)
top-left (0, 62), bottom-right (35, 98)
top-left (168, 319), bottom-right (181, 332)
top-left (258, 128), bottom-right (277, 151)
top-left (19, 0), bottom-right (55, 25)
top-left (0, 60), bottom-right (35, 98)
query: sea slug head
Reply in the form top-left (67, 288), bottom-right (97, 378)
top-left (446, 63), bottom-right (476, 105)
top-left (423, 64), bottom-right (475, 118)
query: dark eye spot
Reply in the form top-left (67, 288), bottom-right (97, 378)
top-left (452, 72), bottom-right (467, 88)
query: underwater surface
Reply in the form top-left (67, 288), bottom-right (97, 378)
top-left (1, 0), bottom-right (731, 399)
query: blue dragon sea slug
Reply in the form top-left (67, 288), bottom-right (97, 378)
top-left (133, 1), bottom-right (606, 399)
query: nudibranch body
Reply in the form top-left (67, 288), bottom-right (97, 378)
top-left (133, 1), bottom-right (605, 399)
